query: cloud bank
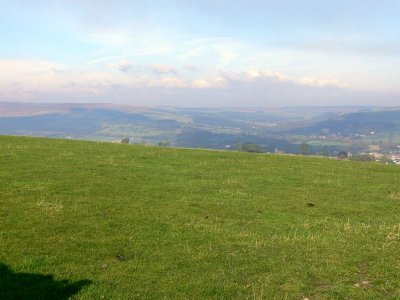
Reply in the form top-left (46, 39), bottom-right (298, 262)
top-left (2, 58), bottom-right (395, 107)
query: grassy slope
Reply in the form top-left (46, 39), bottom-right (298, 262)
top-left (0, 136), bottom-right (399, 299)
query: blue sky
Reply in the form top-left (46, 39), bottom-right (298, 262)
top-left (0, 0), bottom-right (399, 106)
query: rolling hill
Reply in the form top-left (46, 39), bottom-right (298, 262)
top-left (2, 102), bottom-right (400, 155)
top-left (288, 110), bottom-right (400, 135)
top-left (0, 136), bottom-right (399, 299)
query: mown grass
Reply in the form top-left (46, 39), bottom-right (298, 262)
top-left (0, 135), bottom-right (399, 299)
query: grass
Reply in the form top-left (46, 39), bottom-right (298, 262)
top-left (0, 135), bottom-right (399, 299)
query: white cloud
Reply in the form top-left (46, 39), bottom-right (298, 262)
top-left (4, 58), bottom-right (399, 107)
top-left (116, 60), bottom-right (134, 72)
top-left (184, 64), bottom-right (198, 72)
top-left (220, 70), bottom-right (349, 88)
top-left (151, 64), bottom-right (177, 75)
top-left (191, 78), bottom-right (227, 89)
top-left (0, 59), bottom-right (65, 77)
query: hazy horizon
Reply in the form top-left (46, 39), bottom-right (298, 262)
top-left (1, 1), bottom-right (399, 107)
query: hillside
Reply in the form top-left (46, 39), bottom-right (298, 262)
top-left (2, 102), bottom-right (391, 154)
top-left (0, 136), bottom-right (399, 299)
top-left (289, 110), bottom-right (400, 135)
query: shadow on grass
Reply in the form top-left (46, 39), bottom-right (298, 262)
top-left (0, 263), bottom-right (91, 300)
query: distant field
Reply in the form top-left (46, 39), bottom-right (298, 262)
top-left (0, 136), bottom-right (399, 299)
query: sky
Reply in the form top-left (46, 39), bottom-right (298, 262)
top-left (0, 0), bottom-right (399, 107)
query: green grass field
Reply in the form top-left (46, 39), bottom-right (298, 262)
top-left (0, 136), bottom-right (399, 299)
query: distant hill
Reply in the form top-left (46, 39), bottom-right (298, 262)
top-left (1, 102), bottom-right (400, 154)
top-left (0, 103), bottom-right (310, 149)
top-left (288, 110), bottom-right (400, 135)
top-left (0, 108), bottom-right (147, 132)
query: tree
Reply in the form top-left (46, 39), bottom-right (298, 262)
top-left (121, 137), bottom-right (130, 144)
top-left (299, 143), bottom-right (310, 155)
top-left (240, 143), bottom-right (264, 153)
top-left (157, 141), bottom-right (171, 147)
top-left (337, 151), bottom-right (349, 159)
